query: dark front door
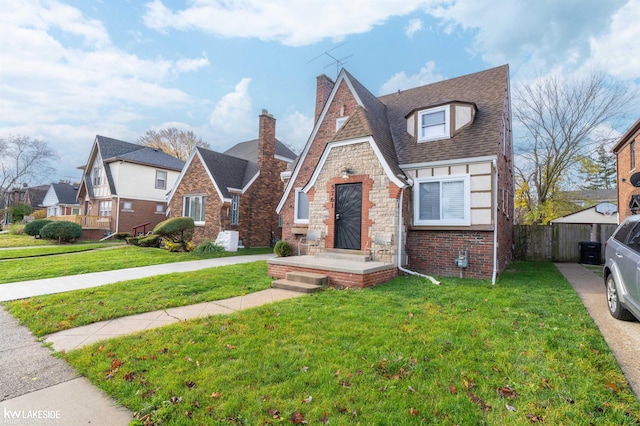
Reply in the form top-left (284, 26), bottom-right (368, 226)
top-left (334, 183), bottom-right (362, 250)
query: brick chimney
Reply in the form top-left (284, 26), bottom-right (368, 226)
top-left (315, 74), bottom-right (335, 123)
top-left (258, 109), bottom-right (276, 170)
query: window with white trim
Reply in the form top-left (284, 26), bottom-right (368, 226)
top-left (93, 167), bottom-right (102, 186)
top-left (123, 201), bottom-right (133, 211)
top-left (414, 175), bottom-right (470, 226)
top-left (71, 207), bottom-right (80, 215)
top-left (418, 106), bottom-right (450, 142)
top-left (155, 170), bottom-right (167, 189)
top-left (99, 201), bottom-right (112, 217)
top-left (294, 189), bottom-right (309, 224)
top-left (184, 195), bottom-right (205, 224)
top-left (155, 203), bottom-right (164, 214)
top-left (230, 194), bottom-right (239, 225)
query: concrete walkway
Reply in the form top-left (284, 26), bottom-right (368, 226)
top-left (0, 253), bottom-right (304, 425)
top-left (0, 253), bottom-right (275, 301)
top-left (555, 263), bottom-right (640, 400)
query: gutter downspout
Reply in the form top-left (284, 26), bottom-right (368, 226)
top-left (115, 196), bottom-right (120, 234)
top-left (397, 186), bottom-right (441, 285)
top-left (491, 159), bottom-right (498, 285)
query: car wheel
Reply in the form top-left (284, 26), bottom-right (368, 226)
top-left (606, 274), bottom-right (635, 321)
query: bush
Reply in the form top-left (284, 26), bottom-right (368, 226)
top-left (138, 234), bottom-right (161, 248)
top-left (24, 219), bottom-right (53, 237)
top-left (8, 204), bottom-right (32, 223)
top-left (153, 217), bottom-right (195, 251)
top-left (39, 221), bottom-right (83, 242)
top-left (113, 232), bottom-right (133, 241)
top-left (193, 240), bottom-right (225, 254)
top-left (9, 224), bottom-right (25, 235)
top-left (32, 209), bottom-right (47, 220)
top-left (126, 236), bottom-right (141, 246)
top-left (274, 240), bottom-right (292, 257)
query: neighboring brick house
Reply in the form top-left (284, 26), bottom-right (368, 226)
top-left (76, 135), bottom-right (184, 237)
top-left (42, 182), bottom-right (82, 217)
top-left (2, 184), bottom-right (48, 223)
top-left (612, 117), bottom-right (640, 219)
top-left (167, 110), bottom-right (296, 247)
top-left (274, 65), bottom-right (514, 282)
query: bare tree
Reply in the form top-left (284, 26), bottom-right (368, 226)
top-left (514, 71), bottom-right (636, 224)
top-left (0, 134), bottom-right (57, 205)
top-left (137, 128), bottom-right (210, 161)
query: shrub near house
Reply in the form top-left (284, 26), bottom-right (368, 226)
top-left (39, 221), bottom-right (83, 242)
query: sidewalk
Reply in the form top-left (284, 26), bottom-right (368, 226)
top-left (0, 253), bottom-right (275, 301)
top-left (555, 263), bottom-right (640, 400)
top-left (0, 253), bottom-right (304, 425)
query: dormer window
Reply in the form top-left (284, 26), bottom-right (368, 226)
top-left (418, 106), bottom-right (450, 142)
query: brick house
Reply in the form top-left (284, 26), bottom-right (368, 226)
top-left (42, 182), bottom-right (82, 217)
top-left (612, 117), bottom-right (640, 219)
top-left (76, 135), bottom-right (184, 238)
top-left (167, 110), bottom-right (296, 247)
top-left (272, 66), bottom-right (514, 284)
top-left (2, 184), bottom-right (48, 224)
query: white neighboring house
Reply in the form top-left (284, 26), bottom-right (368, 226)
top-left (76, 135), bottom-right (184, 237)
top-left (42, 182), bottom-right (82, 217)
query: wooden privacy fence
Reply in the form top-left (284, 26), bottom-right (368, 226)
top-left (514, 223), bottom-right (618, 262)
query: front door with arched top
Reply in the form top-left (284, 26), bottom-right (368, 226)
top-left (334, 183), bottom-right (362, 250)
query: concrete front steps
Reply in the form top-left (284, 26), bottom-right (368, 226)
top-left (271, 271), bottom-right (328, 293)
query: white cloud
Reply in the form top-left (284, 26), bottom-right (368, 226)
top-left (379, 61), bottom-right (445, 95)
top-left (427, 0), bottom-right (632, 78)
top-left (209, 78), bottom-right (254, 142)
top-left (143, 0), bottom-right (431, 46)
top-left (279, 111), bottom-right (314, 153)
top-left (588, 0), bottom-right (640, 80)
top-left (405, 18), bottom-right (423, 38)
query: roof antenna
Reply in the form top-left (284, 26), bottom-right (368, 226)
top-left (307, 42), bottom-right (354, 78)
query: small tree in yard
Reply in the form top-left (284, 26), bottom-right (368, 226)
top-left (8, 204), bottom-right (32, 223)
top-left (153, 217), bottom-right (194, 251)
top-left (39, 221), bottom-right (82, 242)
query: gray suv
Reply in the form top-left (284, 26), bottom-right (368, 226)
top-left (604, 214), bottom-right (640, 321)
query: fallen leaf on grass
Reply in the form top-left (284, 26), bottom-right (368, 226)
top-left (448, 385), bottom-right (458, 394)
top-left (526, 413), bottom-right (543, 422)
top-left (409, 407), bottom-right (419, 416)
top-left (506, 404), bottom-right (517, 412)
top-left (542, 378), bottom-right (552, 389)
top-left (605, 382), bottom-right (618, 392)
top-left (211, 392), bottom-right (221, 399)
top-left (289, 411), bottom-right (306, 424)
top-left (268, 408), bottom-right (280, 419)
top-left (225, 344), bottom-right (237, 350)
top-left (111, 359), bottom-right (123, 369)
top-left (302, 396), bottom-right (312, 404)
top-left (184, 356), bottom-right (193, 363)
top-left (467, 391), bottom-right (491, 412)
top-left (319, 412), bottom-right (329, 424)
top-left (561, 395), bottom-right (575, 404)
top-left (184, 380), bottom-right (196, 388)
top-left (497, 386), bottom-right (518, 398)
top-left (408, 386), bottom-right (416, 393)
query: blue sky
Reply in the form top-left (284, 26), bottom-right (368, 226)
top-left (1, 0), bottom-right (639, 183)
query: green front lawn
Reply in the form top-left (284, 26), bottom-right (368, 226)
top-left (62, 262), bottom-right (640, 425)
top-left (5, 261), bottom-right (271, 336)
top-left (0, 243), bottom-right (123, 260)
top-left (0, 246), bottom-right (272, 284)
top-left (0, 233), bottom-right (54, 247)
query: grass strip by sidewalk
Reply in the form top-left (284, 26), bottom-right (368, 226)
top-left (64, 262), bottom-right (640, 425)
top-left (4, 261), bottom-right (271, 336)
top-left (0, 243), bottom-right (122, 260)
top-left (0, 246), bottom-right (272, 284)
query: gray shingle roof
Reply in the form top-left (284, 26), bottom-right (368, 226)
top-left (223, 139), bottom-right (296, 162)
top-left (96, 135), bottom-right (185, 171)
top-left (197, 147), bottom-right (251, 199)
top-left (52, 182), bottom-right (80, 205)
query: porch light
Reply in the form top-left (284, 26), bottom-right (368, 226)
top-left (341, 167), bottom-right (353, 179)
